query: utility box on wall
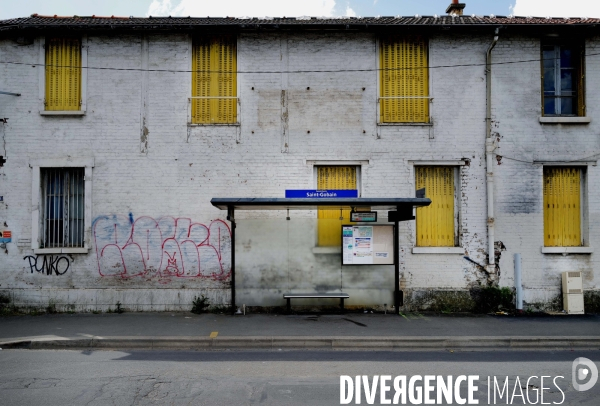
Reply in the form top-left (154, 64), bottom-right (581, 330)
top-left (562, 272), bottom-right (584, 314)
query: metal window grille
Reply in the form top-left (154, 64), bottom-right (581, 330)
top-left (41, 168), bottom-right (85, 248)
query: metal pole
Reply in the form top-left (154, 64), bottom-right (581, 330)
top-left (394, 207), bottom-right (401, 315)
top-left (514, 253), bottom-right (523, 311)
top-left (228, 206), bottom-right (236, 315)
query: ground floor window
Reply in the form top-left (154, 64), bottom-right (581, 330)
top-left (543, 167), bottom-right (583, 247)
top-left (317, 166), bottom-right (357, 247)
top-left (415, 166), bottom-right (457, 247)
top-left (40, 167), bottom-right (85, 248)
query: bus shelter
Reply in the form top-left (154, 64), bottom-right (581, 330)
top-left (211, 197), bottom-right (431, 315)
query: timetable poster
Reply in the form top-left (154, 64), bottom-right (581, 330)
top-left (342, 225), bottom-right (394, 265)
top-left (342, 226), bottom-right (374, 264)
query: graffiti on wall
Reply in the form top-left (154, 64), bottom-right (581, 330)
top-left (24, 255), bottom-right (70, 276)
top-left (93, 215), bottom-right (231, 281)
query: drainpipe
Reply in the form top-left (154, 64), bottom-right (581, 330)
top-left (485, 28), bottom-right (499, 276)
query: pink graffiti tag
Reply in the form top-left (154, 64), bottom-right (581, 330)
top-left (163, 252), bottom-right (180, 275)
top-left (93, 215), bottom-right (231, 280)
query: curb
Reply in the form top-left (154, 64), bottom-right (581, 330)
top-left (1, 336), bottom-right (600, 350)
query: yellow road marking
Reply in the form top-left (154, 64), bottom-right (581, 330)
top-left (210, 331), bottom-right (218, 338)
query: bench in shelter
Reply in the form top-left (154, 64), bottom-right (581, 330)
top-left (283, 292), bottom-right (350, 313)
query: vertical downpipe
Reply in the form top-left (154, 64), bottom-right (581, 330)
top-left (486, 28), bottom-right (500, 275)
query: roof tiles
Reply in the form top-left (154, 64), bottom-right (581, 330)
top-left (0, 14), bottom-right (598, 30)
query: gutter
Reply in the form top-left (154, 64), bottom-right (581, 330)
top-left (485, 27), bottom-right (499, 276)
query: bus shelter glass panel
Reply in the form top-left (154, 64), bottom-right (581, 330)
top-left (235, 216), bottom-right (394, 308)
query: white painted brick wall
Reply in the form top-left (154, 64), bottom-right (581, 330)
top-left (492, 34), bottom-right (600, 306)
top-left (0, 29), bottom-right (596, 310)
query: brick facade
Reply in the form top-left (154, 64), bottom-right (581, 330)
top-left (0, 22), bottom-right (597, 311)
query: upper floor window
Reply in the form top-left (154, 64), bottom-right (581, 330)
top-left (45, 37), bottom-right (82, 111)
top-left (379, 36), bottom-right (429, 123)
top-left (542, 43), bottom-right (585, 116)
top-left (191, 35), bottom-right (237, 124)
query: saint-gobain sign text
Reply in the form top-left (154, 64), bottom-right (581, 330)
top-left (285, 189), bottom-right (358, 198)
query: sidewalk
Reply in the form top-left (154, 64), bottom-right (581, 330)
top-left (1, 312), bottom-right (599, 350)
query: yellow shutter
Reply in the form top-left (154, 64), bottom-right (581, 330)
top-left (415, 167), bottom-right (454, 247)
top-left (192, 36), bottom-right (237, 124)
top-left (380, 36), bottom-right (428, 123)
top-left (544, 167), bottom-right (581, 247)
top-left (317, 167), bottom-right (357, 246)
top-left (45, 38), bottom-right (81, 111)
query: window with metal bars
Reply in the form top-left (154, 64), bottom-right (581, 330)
top-left (45, 37), bottom-right (82, 111)
top-left (542, 43), bottom-right (585, 116)
top-left (379, 35), bottom-right (429, 123)
top-left (191, 35), bottom-right (237, 124)
top-left (415, 166), bottom-right (457, 247)
top-left (41, 168), bottom-right (85, 248)
top-left (543, 167), bottom-right (583, 247)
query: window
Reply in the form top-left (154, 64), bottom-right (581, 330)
top-left (317, 166), bottom-right (357, 246)
top-left (40, 168), bottom-right (85, 248)
top-left (379, 35), bottom-right (429, 123)
top-left (45, 37), bottom-right (82, 111)
top-left (31, 158), bottom-right (93, 253)
top-left (415, 166), bottom-right (456, 247)
top-left (191, 35), bottom-right (237, 124)
top-left (542, 43), bottom-right (585, 116)
top-left (544, 167), bottom-right (582, 247)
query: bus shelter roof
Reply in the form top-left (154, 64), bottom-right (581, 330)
top-left (210, 197), bottom-right (431, 211)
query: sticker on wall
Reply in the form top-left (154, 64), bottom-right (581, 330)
top-left (0, 230), bottom-right (12, 243)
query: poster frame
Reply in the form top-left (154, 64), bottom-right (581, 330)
top-left (340, 224), bottom-right (395, 266)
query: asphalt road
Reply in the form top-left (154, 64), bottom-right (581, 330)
top-left (2, 313), bottom-right (600, 340)
top-left (0, 349), bottom-right (599, 405)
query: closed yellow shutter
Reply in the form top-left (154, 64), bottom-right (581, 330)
top-left (380, 36), bottom-right (428, 123)
top-left (415, 167), bottom-right (454, 246)
top-left (192, 36), bottom-right (237, 124)
top-left (45, 38), bottom-right (81, 111)
top-left (317, 167), bottom-right (357, 246)
top-left (544, 167), bottom-right (581, 247)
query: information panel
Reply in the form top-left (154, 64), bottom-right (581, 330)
top-left (350, 212), bottom-right (377, 222)
top-left (342, 225), bottom-right (394, 265)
